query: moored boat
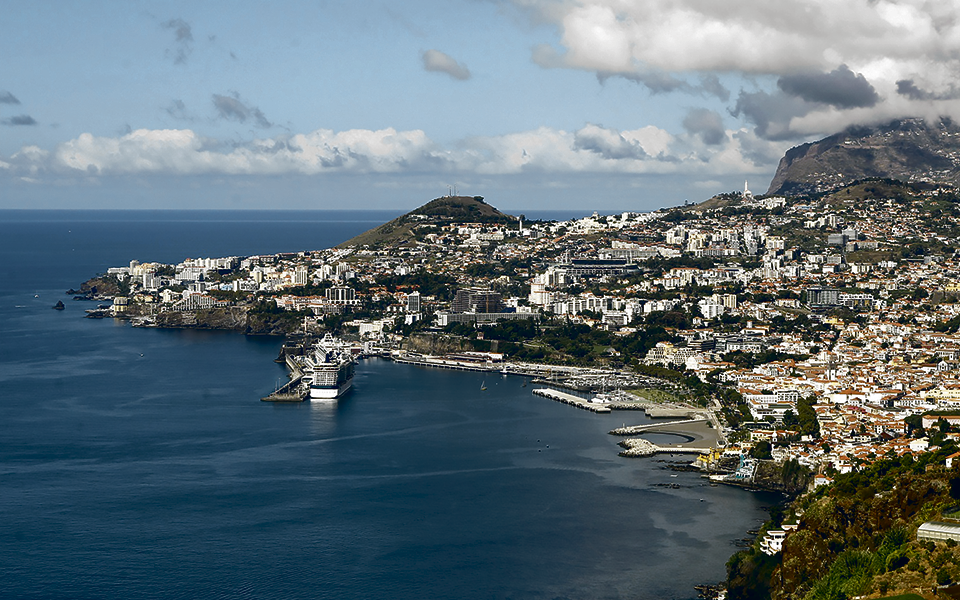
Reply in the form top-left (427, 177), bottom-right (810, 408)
top-left (305, 334), bottom-right (355, 400)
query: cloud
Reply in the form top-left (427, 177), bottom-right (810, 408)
top-left (212, 93), bottom-right (272, 128)
top-left (682, 109), bottom-right (726, 145)
top-left (0, 91), bottom-right (20, 105)
top-left (165, 99), bottom-right (193, 121)
top-left (514, 1), bottom-right (960, 138)
top-left (536, 42), bottom-right (730, 100)
top-left (615, 72), bottom-right (730, 100)
top-left (2, 115), bottom-right (38, 126)
top-left (573, 124), bottom-right (647, 159)
top-left (421, 49), bottom-right (471, 81)
top-left (777, 65), bottom-right (879, 109)
top-left (2, 124), bottom-right (785, 181)
top-left (162, 18), bottom-right (193, 65)
top-left (896, 79), bottom-right (960, 101)
top-left (731, 90), bottom-right (813, 140)
top-left (514, 0), bottom-right (955, 75)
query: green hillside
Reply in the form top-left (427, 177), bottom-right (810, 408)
top-left (338, 195), bottom-right (516, 248)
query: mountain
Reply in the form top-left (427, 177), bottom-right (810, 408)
top-left (338, 195), bottom-right (516, 248)
top-left (767, 117), bottom-right (960, 196)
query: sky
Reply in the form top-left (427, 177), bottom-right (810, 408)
top-left (3, 0), bottom-right (960, 212)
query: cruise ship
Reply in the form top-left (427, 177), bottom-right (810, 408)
top-left (306, 334), bottom-right (355, 400)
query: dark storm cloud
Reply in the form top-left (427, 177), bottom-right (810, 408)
top-left (777, 65), bottom-right (879, 109)
top-left (732, 90), bottom-right (812, 141)
top-left (212, 93), bottom-right (272, 128)
top-left (682, 108), bottom-right (726, 145)
top-left (0, 91), bottom-right (20, 104)
top-left (2, 114), bottom-right (38, 126)
top-left (896, 79), bottom-right (960, 101)
top-left (162, 18), bottom-right (193, 65)
top-left (897, 79), bottom-right (934, 100)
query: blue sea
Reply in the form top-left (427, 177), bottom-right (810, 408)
top-left (0, 210), bottom-right (777, 600)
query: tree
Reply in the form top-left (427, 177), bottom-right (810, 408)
top-left (749, 440), bottom-right (772, 460)
top-left (796, 394), bottom-right (820, 437)
top-left (782, 409), bottom-right (799, 429)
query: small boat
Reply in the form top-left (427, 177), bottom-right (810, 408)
top-left (480, 380), bottom-right (487, 391)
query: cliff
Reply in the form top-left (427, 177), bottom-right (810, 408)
top-left (78, 275), bottom-right (127, 298)
top-left (155, 306), bottom-right (304, 335)
top-left (401, 332), bottom-right (479, 355)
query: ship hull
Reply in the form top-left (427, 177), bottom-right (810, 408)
top-left (310, 378), bottom-right (353, 400)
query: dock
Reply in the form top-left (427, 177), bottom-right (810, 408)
top-left (531, 388), bottom-right (611, 413)
top-left (392, 354), bottom-right (501, 372)
top-left (261, 354), bottom-right (308, 402)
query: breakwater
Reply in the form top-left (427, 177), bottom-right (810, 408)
top-left (609, 416), bottom-right (723, 458)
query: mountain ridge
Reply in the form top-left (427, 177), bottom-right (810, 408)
top-left (767, 117), bottom-right (960, 196)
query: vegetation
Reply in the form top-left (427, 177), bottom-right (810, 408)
top-left (727, 446), bottom-right (960, 600)
top-left (338, 195), bottom-right (516, 247)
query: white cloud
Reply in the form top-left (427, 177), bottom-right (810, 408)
top-left (514, 0), bottom-right (960, 138)
top-left (516, 0), bottom-right (957, 75)
top-left (2, 124), bottom-right (785, 181)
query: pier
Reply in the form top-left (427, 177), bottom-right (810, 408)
top-left (531, 388), bottom-right (611, 413)
top-left (261, 354), bottom-right (307, 402)
top-left (392, 352), bottom-right (638, 386)
top-left (392, 353), bottom-right (501, 372)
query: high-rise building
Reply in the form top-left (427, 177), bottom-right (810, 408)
top-left (325, 286), bottom-right (358, 305)
top-left (406, 291), bottom-right (421, 313)
top-left (452, 288), bottom-right (503, 313)
top-left (805, 286), bottom-right (840, 307)
top-left (294, 266), bottom-right (309, 286)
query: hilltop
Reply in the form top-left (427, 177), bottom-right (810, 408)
top-left (338, 195), bottom-right (516, 248)
top-left (768, 117), bottom-right (960, 196)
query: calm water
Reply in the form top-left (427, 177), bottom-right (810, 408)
top-left (0, 210), bottom-right (776, 600)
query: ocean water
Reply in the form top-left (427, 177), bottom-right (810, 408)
top-left (0, 210), bottom-right (777, 600)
